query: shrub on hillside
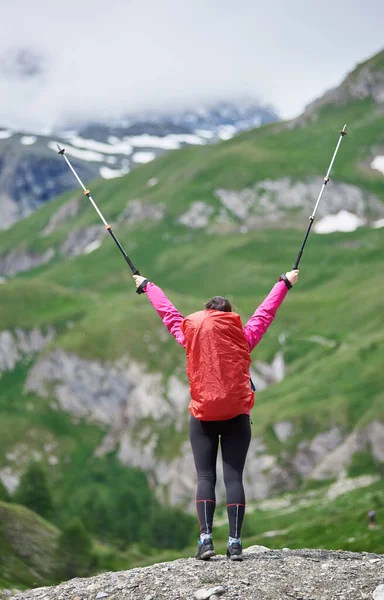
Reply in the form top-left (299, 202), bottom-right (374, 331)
top-left (56, 517), bottom-right (96, 580)
top-left (149, 506), bottom-right (195, 550)
top-left (0, 479), bottom-right (10, 502)
top-left (14, 462), bottom-right (53, 519)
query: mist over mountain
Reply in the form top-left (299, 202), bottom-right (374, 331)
top-left (0, 99), bottom-right (279, 229)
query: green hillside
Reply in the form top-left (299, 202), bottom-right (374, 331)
top-left (0, 49), bottom-right (384, 589)
top-left (0, 501), bottom-right (59, 589)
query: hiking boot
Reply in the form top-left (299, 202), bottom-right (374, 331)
top-left (195, 538), bottom-right (216, 560)
top-left (226, 540), bottom-right (243, 561)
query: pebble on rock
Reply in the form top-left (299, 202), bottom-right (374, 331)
top-left (194, 586), bottom-right (226, 600)
top-left (373, 584), bottom-right (384, 600)
top-left (242, 545), bottom-right (271, 554)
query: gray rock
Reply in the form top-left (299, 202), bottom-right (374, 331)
top-left (250, 351), bottom-right (285, 393)
top-left (178, 201), bottom-right (214, 228)
top-left (293, 427), bottom-right (343, 478)
top-left (60, 225), bottom-right (104, 257)
top-left (297, 61), bottom-right (384, 126)
top-left (310, 423), bottom-right (384, 481)
top-left (373, 584), bottom-right (384, 600)
top-left (273, 421), bottom-right (293, 443)
top-left (194, 586), bottom-right (225, 600)
top-left (0, 151), bottom-right (89, 231)
top-left (0, 248), bottom-right (54, 276)
top-left (9, 549), bottom-right (384, 600)
top-left (24, 349), bottom-right (195, 506)
top-left (243, 544), bottom-right (271, 554)
top-left (0, 327), bottom-right (55, 375)
top-left (117, 199), bottom-right (165, 225)
top-left (214, 179), bottom-right (384, 231)
top-left (41, 197), bottom-right (80, 236)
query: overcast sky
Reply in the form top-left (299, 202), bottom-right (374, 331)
top-left (0, 0), bottom-right (383, 131)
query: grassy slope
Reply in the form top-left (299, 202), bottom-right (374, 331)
top-left (0, 501), bottom-right (59, 589)
top-left (215, 478), bottom-right (384, 555)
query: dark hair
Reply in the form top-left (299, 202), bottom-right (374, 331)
top-left (205, 296), bottom-right (232, 312)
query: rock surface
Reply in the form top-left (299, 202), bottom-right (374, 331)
top-left (0, 327), bottom-right (55, 375)
top-left (41, 197), bottom-right (81, 236)
top-left (117, 199), bottom-right (165, 225)
top-left (22, 347), bottom-right (384, 507)
top-left (298, 53), bottom-right (384, 124)
top-left (214, 179), bottom-right (384, 232)
top-left (0, 248), bottom-right (55, 276)
top-left (10, 549), bottom-right (384, 600)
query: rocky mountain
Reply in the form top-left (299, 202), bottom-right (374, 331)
top-left (0, 101), bottom-right (278, 230)
top-left (8, 547), bottom-right (384, 600)
top-left (0, 48), bottom-right (383, 581)
top-left (296, 49), bottom-right (384, 125)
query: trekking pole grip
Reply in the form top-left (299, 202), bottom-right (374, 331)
top-left (136, 279), bottom-right (149, 295)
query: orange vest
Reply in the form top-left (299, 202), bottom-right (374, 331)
top-left (181, 310), bottom-right (254, 421)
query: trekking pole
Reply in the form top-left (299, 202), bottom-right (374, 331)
top-left (57, 145), bottom-right (148, 294)
top-left (292, 124), bottom-right (347, 270)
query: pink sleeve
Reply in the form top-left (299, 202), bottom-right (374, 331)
top-left (144, 282), bottom-right (186, 348)
top-left (243, 280), bottom-right (289, 352)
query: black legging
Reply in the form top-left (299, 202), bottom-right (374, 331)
top-left (189, 413), bottom-right (251, 539)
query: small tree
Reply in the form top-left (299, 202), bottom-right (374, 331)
top-left (14, 462), bottom-right (53, 519)
top-left (0, 479), bottom-right (10, 502)
top-left (57, 517), bottom-right (94, 580)
top-left (150, 506), bottom-right (195, 550)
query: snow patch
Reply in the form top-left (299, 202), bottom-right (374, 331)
top-left (132, 151), bottom-right (156, 164)
top-left (370, 156), bottom-right (384, 176)
top-left (99, 166), bottom-right (130, 179)
top-left (217, 124), bottom-right (237, 140)
top-left (195, 129), bottom-right (215, 139)
top-left (83, 240), bottom-right (102, 254)
top-left (314, 210), bottom-right (365, 234)
top-left (167, 133), bottom-right (205, 145)
top-left (0, 130), bottom-right (12, 139)
top-left (373, 218), bottom-right (384, 229)
top-left (0, 277), bottom-right (6, 284)
top-left (69, 135), bottom-right (133, 156)
top-left (147, 177), bottom-right (158, 187)
top-left (20, 135), bottom-right (37, 145)
top-left (126, 134), bottom-right (180, 150)
top-left (48, 141), bottom-right (104, 162)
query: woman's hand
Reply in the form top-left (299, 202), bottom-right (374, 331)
top-left (285, 269), bottom-right (299, 285)
top-left (133, 275), bottom-right (148, 289)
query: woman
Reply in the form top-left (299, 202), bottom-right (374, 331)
top-left (133, 269), bottom-right (299, 560)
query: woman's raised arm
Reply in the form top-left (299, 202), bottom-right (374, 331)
top-left (243, 270), bottom-right (299, 352)
top-left (133, 275), bottom-right (186, 348)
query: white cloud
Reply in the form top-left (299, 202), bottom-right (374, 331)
top-left (0, 0), bottom-right (383, 130)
